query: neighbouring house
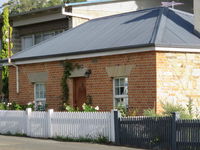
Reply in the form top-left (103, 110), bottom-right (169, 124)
top-left (0, 0), bottom-right (158, 54)
top-left (2, 0), bottom-right (200, 114)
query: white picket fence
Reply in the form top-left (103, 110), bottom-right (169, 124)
top-left (0, 109), bottom-right (115, 141)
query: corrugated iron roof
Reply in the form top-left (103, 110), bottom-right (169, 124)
top-left (10, 7), bottom-right (200, 62)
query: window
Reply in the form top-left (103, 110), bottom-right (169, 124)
top-left (43, 32), bottom-right (54, 40)
top-left (21, 30), bottom-right (64, 50)
top-left (113, 77), bottom-right (128, 108)
top-left (34, 83), bottom-right (46, 111)
top-left (21, 35), bottom-right (34, 50)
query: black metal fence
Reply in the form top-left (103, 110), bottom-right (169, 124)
top-left (113, 111), bottom-right (200, 150)
top-left (176, 120), bottom-right (200, 150)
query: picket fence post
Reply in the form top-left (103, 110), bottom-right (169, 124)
top-left (26, 108), bottom-right (32, 136)
top-left (171, 112), bottom-right (179, 150)
top-left (113, 109), bottom-right (120, 145)
top-left (47, 109), bottom-right (54, 138)
top-left (111, 110), bottom-right (115, 142)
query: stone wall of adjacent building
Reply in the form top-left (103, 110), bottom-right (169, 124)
top-left (156, 52), bottom-right (200, 116)
top-left (9, 52), bottom-right (156, 113)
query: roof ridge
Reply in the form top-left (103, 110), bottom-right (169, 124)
top-left (153, 7), bottom-right (169, 44)
top-left (148, 7), bottom-right (166, 44)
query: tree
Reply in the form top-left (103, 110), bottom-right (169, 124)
top-left (1, 6), bottom-right (13, 99)
top-left (7, 0), bottom-right (87, 14)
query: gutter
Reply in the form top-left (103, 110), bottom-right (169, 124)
top-left (8, 58), bottom-right (19, 94)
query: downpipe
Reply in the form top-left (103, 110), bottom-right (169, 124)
top-left (8, 58), bottom-right (19, 94)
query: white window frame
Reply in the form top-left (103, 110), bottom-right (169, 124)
top-left (34, 83), bottom-right (46, 111)
top-left (113, 77), bottom-right (128, 108)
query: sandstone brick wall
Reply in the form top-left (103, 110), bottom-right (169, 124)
top-left (9, 52), bottom-right (157, 113)
top-left (156, 52), bottom-right (200, 115)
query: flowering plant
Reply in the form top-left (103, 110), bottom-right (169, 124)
top-left (64, 103), bottom-right (99, 112)
top-left (82, 103), bottom-right (99, 112)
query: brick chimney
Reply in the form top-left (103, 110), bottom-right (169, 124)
top-left (194, 0), bottom-right (200, 34)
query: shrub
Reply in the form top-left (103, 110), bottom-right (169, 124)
top-left (143, 108), bottom-right (161, 117)
top-left (0, 103), bottom-right (7, 110)
top-left (143, 102), bottom-right (193, 119)
top-left (162, 102), bottom-right (192, 119)
top-left (64, 104), bottom-right (78, 112)
top-left (8, 102), bottom-right (23, 110)
top-left (116, 104), bottom-right (127, 117)
top-left (64, 103), bottom-right (99, 112)
top-left (82, 103), bottom-right (99, 112)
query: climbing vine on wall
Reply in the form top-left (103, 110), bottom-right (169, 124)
top-left (1, 7), bottom-right (13, 99)
top-left (61, 62), bottom-right (80, 105)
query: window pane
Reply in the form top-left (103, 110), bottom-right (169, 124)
top-left (22, 36), bottom-right (33, 50)
top-left (35, 83), bottom-right (46, 99)
top-left (55, 30), bottom-right (63, 35)
top-left (115, 98), bottom-right (128, 108)
top-left (43, 32), bottom-right (54, 40)
top-left (35, 34), bottom-right (42, 44)
top-left (120, 78), bottom-right (125, 86)
top-left (115, 79), bottom-right (119, 87)
top-left (120, 87), bottom-right (125, 95)
top-left (115, 98), bottom-right (124, 107)
top-left (115, 87), bottom-right (120, 95)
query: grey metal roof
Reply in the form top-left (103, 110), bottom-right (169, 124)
top-left (10, 7), bottom-right (200, 62)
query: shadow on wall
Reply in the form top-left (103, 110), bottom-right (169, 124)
top-left (135, 0), bottom-right (193, 13)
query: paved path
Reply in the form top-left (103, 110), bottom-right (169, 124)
top-left (0, 135), bottom-right (145, 150)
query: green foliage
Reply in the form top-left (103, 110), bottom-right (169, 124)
top-left (162, 102), bottom-right (185, 116)
top-left (1, 7), bottom-right (13, 99)
top-left (143, 109), bottom-right (161, 117)
top-left (143, 101), bottom-right (193, 119)
top-left (61, 62), bottom-right (81, 105)
top-left (82, 103), bottom-right (98, 112)
top-left (0, 101), bottom-right (36, 111)
top-left (8, 0), bottom-right (61, 13)
top-left (0, 103), bottom-right (7, 110)
top-left (0, 132), bottom-right (27, 137)
top-left (61, 62), bottom-right (73, 104)
top-left (64, 103), bottom-right (78, 112)
top-left (187, 98), bottom-right (193, 117)
top-left (116, 104), bottom-right (127, 117)
top-left (7, 0), bottom-right (86, 14)
top-left (64, 0), bottom-right (86, 3)
top-left (162, 102), bottom-right (193, 119)
top-left (9, 101), bottom-right (22, 110)
top-left (54, 135), bottom-right (109, 144)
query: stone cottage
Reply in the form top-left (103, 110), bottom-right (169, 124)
top-left (2, 3), bottom-right (200, 113)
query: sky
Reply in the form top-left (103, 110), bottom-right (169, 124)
top-left (0, 0), bottom-right (8, 11)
